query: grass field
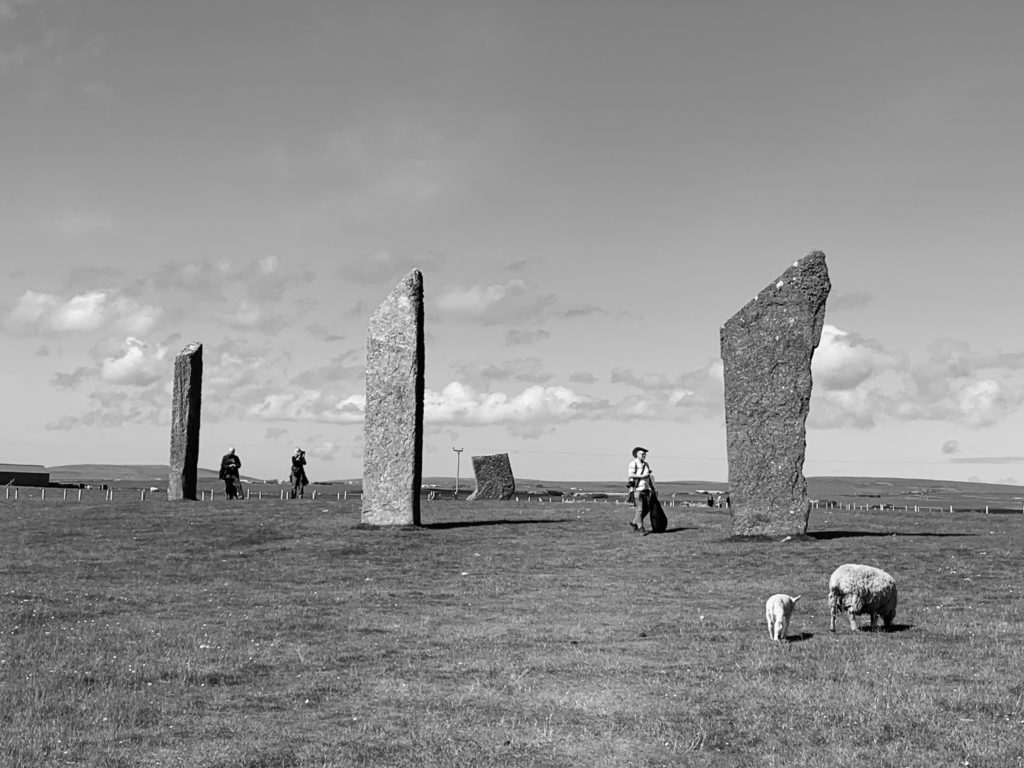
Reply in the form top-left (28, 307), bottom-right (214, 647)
top-left (3, 497), bottom-right (1024, 767)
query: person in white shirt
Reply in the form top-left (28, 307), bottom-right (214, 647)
top-left (628, 446), bottom-right (655, 534)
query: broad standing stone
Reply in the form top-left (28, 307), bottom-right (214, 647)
top-left (362, 270), bottom-right (425, 526)
top-left (168, 341), bottom-right (203, 501)
top-left (467, 453), bottom-right (516, 501)
top-left (720, 251), bottom-right (830, 536)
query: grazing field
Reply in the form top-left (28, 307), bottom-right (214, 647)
top-left (3, 498), bottom-right (1024, 767)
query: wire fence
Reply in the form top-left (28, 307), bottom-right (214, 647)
top-left (2, 484), bottom-right (1022, 514)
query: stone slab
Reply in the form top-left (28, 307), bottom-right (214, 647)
top-left (467, 453), bottom-right (516, 501)
top-left (361, 270), bottom-right (425, 526)
top-left (168, 341), bottom-right (203, 501)
top-left (720, 251), bottom-right (830, 536)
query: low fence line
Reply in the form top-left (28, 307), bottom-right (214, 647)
top-left (2, 484), bottom-right (1022, 514)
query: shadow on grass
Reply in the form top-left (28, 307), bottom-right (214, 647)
top-left (789, 632), bottom-right (815, 643)
top-left (832, 623), bottom-right (915, 634)
top-left (807, 530), bottom-right (973, 540)
top-left (421, 519), bottom-right (573, 530)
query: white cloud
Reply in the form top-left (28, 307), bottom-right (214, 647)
top-left (248, 391), bottom-right (366, 423)
top-left (812, 324), bottom-right (901, 392)
top-left (99, 337), bottom-right (168, 386)
top-left (435, 279), bottom-right (554, 325)
top-left (425, 382), bottom-right (596, 426)
top-left (955, 379), bottom-right (1006, 427)
top-left (4, 289), bottom-right (161, 335)
top-left (258, 255), bottom-right (280, 274)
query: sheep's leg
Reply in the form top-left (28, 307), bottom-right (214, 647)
top-left (829, 609), bottom-right (836, 632)
top-left (847, 610), bottom-right (858, 631)
top-left (869, 613), bottom-right (878, 631)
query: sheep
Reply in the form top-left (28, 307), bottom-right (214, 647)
top-left (828, 563), bottom-right (897, 632)
top-left (764, 593), bottom-right (801, 642)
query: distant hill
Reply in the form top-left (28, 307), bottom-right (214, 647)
top-left (47, 464), bottom-right (262, 483)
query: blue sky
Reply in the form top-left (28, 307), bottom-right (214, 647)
top-left (2, 0), bottom-right (1023, 484)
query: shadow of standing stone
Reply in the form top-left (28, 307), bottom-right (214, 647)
top-left (467, 453), bottom-right (516, 501)
top-left (720, 251), bottom-right (830, 536)
top-left (168, 341), bottom-right (202, 501)
top-left (362, 269), bottom-right (425, 526)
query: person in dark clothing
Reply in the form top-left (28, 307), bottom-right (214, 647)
top-left (219, 447), bottom-right (243, 500)
top-left (289, 447), bottom-right (308, 499)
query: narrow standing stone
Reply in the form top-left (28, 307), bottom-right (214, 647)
top-left (362, 270), bottom-right (425, 526)
top-left (168, 341), bottom-right (203, 501)
top-left (467, 453), bottom-right (516, 501)
top-left (720, 251), bottom-right (830, 536)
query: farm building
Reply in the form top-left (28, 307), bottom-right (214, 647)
top-left (0, 463), bottom-right (50, 487)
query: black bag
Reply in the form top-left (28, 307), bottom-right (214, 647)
top-left (649, 492), bottom-right (668, 533)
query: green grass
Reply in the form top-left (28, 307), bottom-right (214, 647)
top-left (2, 498), bottom-right (1024, 766)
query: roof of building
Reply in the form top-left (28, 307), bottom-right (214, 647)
top-left (0, 464), bottom-right (48, 473)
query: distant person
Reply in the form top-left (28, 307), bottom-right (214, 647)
top-left (289, 447), bottom-right (308, 499)
top-left (219, 448), bottom-right (242, 500)
top-left (628, 446), bottom-right (655, 534)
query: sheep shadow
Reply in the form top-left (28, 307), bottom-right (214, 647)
top-left (786, 631), bottom-right (814, 643)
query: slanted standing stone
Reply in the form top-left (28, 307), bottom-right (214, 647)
top-left (467, 453), bottom-right (516, 501)
top-left (362, 269), bottom-right (425, 526)
top-left (720, 251), bottom-right (830, 537)
top-left (168, 341), bottom-right (203, 501)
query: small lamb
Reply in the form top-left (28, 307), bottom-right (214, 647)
top-left (764, 593), bottom-right (801, 642)
top-left (828, 563), bottom-right (897, 632)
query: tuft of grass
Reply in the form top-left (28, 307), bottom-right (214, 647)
top-left (3, 498), bottom-right (1024, 766)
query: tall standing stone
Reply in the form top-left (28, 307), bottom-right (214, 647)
top-left (168, 341), bottom-right (203, 501)
top-left (467, 453), bottom-right (516, 501)
top-left (720, 251), bottom-right (830, 536)
top-left (362, 269), bottom-right (425, 526)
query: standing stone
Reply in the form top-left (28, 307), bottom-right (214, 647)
top-left (720, 251), bottom-right (830, 536)
top-left (467, 453), bottom-right (516, 501)
top-left (362, 270), bottom-right (425, 526)
top-left (168, 341), bottom-right (203, 501)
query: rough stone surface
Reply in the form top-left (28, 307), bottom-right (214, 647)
top-left (362, 270), bottom-right (425, 526)
top-left (467, 453), bottom-right (516, 501)
top-left (720, 251), bottom-right (830, 537)
top-left (168, 342), bottom-right (203, 501)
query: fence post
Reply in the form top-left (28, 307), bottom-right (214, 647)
top-left (246, 488), bottom-right (251, 500)
top-left (63, 488), bottom-right (67, 501)
top-left (41, 488), bottom-right (45, 501)
top-left (312, 489), bottom-right (317, 500)
top-left (140, 489), bottom-right (145, 502)
top-left (78, 489), bottom-right (82, 501)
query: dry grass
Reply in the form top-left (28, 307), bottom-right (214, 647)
top-left (2, 498), bottom-right (1024, 767)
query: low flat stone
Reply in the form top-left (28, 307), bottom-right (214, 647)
top-left (720, 251), bottom-right (830, 536)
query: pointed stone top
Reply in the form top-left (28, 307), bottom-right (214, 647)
top-left (725, 251), bottom-right (830, 329)
top-left (178, 341), bottom-right (202, 356)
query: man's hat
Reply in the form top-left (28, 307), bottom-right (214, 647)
top-left (632, 446), bottom-right (648, 458)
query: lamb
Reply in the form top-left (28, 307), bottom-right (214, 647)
top-left (764, 593), bottom-right (801, 642)
top-left (828, 563), bottom-right (897, 632)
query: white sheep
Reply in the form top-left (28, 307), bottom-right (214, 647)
top-left (764, 593), bottom-right (801, 642)
top-left (828, 563), bottom-right (897, 632)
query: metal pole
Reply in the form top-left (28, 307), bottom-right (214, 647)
top-left (453, 447), bottom-right (463, 499)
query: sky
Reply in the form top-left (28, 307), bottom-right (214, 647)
top-left (2, 0), bottom-right (1023, 485)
